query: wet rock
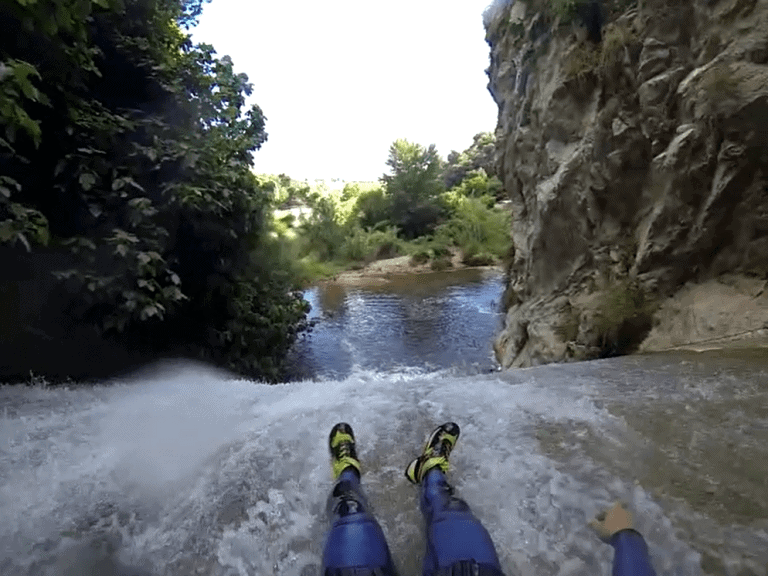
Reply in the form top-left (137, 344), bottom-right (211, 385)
top-left (486, 0), bottom-right (768, 367)
top-left (638, 38), bottom-right (672, 82)
top-left (638, 66), bottom-right (687, 107)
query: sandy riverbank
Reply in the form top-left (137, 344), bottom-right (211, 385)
top-left (317, 252), bottom-right (503, 287)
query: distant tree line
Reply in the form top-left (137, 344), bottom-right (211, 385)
top-left (0, 0), bottom-right (308, 382)
top-left (267, 133), bottom-right (510, 279)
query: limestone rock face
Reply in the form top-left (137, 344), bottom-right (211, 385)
top-left (486, 0), bottom-right (768, 368)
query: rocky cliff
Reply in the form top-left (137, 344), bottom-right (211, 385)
top-left (486, 0), bottom-right (768, 368)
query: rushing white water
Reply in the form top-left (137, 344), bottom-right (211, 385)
top-left (0, 359), bottom-right (714, 576)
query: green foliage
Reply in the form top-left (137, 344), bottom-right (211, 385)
top-left (431, 244), bottom-right (452, 258)
top-left (556, 304), bottom-right (581, 342)
top-left (564, 42), bottom-right (601, 79)
top-left (564, 21), bottom-right (637, 80)
top-left (382, 139), bottom-right (446, 239)
top-left (297, 191), bottom-right (346, 260)
top-left (462, 252), bottom-right (496, 267)
top-left (434, 196), bottom-right (510, 261)
top-left (443, 132), bottom-right (498, 190)
top-left (410, 250), bottom-right (430, 265)
top-left (0, 59), bottom-right (51, 148)
top-left (269, 133), bottom-right (509, 283)
top-left (551, 0), bottom-right (578, 21)
top-left (599, 21), bottom-right (636, 69)
top-left (430, 256), bottom-right (453, 271)
top-left (351, 184), bottom-right (390, 229)
top-left (0, 202), bottom-right (49, 250)
top-left (594, 281), bottom-right (656, 356)
top-left (0, 0), bottom-right (307, 381)
top-left (507, 20), bottom-right (526, 37)
top-left (450, 169), bottom-right (503, 198)
top-left (383, 139), bottom-right (444, 201)
top-left (340, 226), bottom-right (402, 262)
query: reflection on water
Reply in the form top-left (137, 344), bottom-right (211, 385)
top-left (286, 269), bottom-right (505, 380)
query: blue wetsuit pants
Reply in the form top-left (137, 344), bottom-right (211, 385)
top-left (321, 469), bottom-right (659, 576)
top-left (321, 468), bottom-right (504, 576)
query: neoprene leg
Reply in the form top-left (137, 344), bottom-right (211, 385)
top-left (322, 469), bottom-right (398, 575)
top-left (420, 469), bottom-right (502, 576)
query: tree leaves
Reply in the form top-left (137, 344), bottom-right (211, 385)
top-left (0, 176), bottom-right (22, 199)
top-left (0, 204), bottom-right (49, 250)
top-left (79, 172), bottom-right (96, 191)
top-left (1, 0), bottom-right (306, 380)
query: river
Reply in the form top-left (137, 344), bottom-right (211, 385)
top-left (0, 271), bottom-right (766, 575)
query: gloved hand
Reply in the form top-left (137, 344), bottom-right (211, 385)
top-left (589, 501), bottom-right (634, 542)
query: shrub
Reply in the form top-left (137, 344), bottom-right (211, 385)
top-left (352, 185), bottom-right (390, 229)
top-left (410, 250), bottom-right (431, 266)
top-left (462, 253), bottom-right (496, 267)
top-left (594, 281), bottom-right (656, 356)
top-left (339, 226), bottom-right (401, 263)
top-left (599, 21), bottom-right (635, 69)
top-left (430, 256), bottom-right (453, 271)
top-left (556, 304), bottom-right (581, 342)
top-left (564, 42), bottom-right (601, 79)
top-left (563, 20), bottom-right (636, 80)
top-left (340, 227), bottom-right (372, 262)
top-left (451, 169), bottom-right (504, 199)
top-left (374, 241), bottom-right (400, 260)
top-left (551, 0), bottom-right (578, 21)
top-left (431, 244), bottom-right (453, 258)
top-left (292, 257), bottom-right (344, 286)
top-left (435, 196), bottom-right (511, 259)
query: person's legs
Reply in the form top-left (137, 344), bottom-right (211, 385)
top-left (405, 423), bottom-right (504, 576)
top-left (322, 423), bottom-right (398, 576)
top-left (420, 469), bottom-right (503, 575)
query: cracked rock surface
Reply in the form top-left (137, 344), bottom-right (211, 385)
top-left (486, 0), bottom-right (768, 368)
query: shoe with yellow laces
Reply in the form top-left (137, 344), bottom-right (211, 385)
top-left (404, 422), bottom-right (460, 484)
top-left (329, 422), bottom-right (361, 479)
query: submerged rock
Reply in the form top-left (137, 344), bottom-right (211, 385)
top-left (486, 0), bottom-right (768, 368)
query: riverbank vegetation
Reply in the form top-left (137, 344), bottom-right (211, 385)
top-left (265, 133), bottom-right (510, 285)
top-left (0, 0), bottom-right (307, 382)
top-left (1, 1), bottom-right (506, 382)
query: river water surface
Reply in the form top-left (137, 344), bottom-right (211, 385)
top-left (285, 269), bottom-right (505, 380)
top-left (1, 271), bottom-right (767, 576)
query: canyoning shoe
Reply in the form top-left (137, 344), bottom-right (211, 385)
top-left (329, 422), bottom-right (361, 479)
top-left (405, 422), bottom-right (460, 484)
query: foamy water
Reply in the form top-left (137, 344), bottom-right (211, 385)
top-left (0, 359), bottom-right (712, 576)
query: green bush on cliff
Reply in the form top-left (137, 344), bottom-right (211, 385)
top-left (594, 281), bottom-right (656, 355)
top-left (563, 20), bottom-right (636, 80)
top-left (551, 0), bottom-right (578, 21)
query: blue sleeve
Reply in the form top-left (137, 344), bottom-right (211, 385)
top-left (610, 529), bottom-right (657, 576)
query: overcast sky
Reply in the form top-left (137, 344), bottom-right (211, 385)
top-left (191, 0), bottom-right (498, 182)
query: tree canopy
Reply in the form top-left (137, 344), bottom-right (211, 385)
top-left (381, 139), bottom-right (446, 239)
top-left (0, 0), bottom-right (308, 382)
